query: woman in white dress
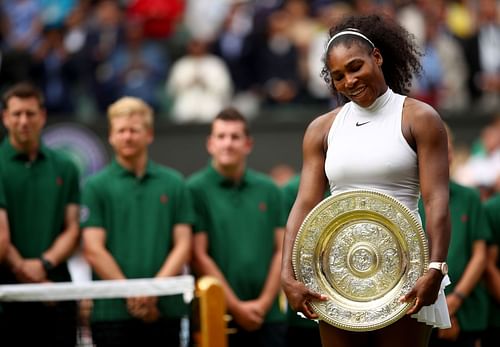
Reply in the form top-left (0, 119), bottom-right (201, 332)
top-left (281, 14), bottom-right (451, 347)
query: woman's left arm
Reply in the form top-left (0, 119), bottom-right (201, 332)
top-left (401, 98), bottom-right (451, 314)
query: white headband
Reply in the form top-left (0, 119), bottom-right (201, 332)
top-left (326, 29), bottom-right (375, 51)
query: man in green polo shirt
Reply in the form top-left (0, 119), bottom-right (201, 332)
top-left (483, 193), bottom-right (500, 347)
top-left (188, 107), bottom-right (286, 347)
top-left (0, 178), bottom-right (9, 263)
top-left (0, 82), bottom-right (81, 346)
top-left (420, 126), bottom-right (491, 347)
top-left (81, 96), bottom-right (195, 347)
top-left (0, 177), bottom-right (8, 324)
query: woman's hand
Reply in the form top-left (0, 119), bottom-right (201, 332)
top-left (400, 270), bottom-right (443, 315)
top-left (282, 277), bottom-right (327, 319)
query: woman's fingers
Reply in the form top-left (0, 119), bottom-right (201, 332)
top-left (301, 300), bottom-right (320, 319)
top-left (405, 297), bottom-right (421, 315)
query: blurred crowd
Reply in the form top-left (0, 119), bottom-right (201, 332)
top-left (0, 0), bottom-right (499, 123)
top-left (0, 2), bottom-right (500, 346)
top-left (451, 116), bottom-right (500, 199)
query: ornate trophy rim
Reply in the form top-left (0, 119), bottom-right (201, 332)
top-left (292, 190), bottom-right (429, 332)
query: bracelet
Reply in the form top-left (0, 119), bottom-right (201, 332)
top-left (452, 290), bottom-right (466, 301)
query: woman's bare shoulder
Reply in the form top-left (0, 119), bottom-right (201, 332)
top-left (306, 107), bottom-right (342, 136)
top-left (302, 107), bottom-right (342, 152)
top-left (403, 97), bottom-right (441, 121)
top-left (403, 97), bottom-right (446, 141)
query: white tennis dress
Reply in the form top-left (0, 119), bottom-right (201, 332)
top-left (325, 88), bottom-right (451, 328)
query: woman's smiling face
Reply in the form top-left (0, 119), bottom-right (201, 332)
top-left (327, 42), bottom-right (387, 107)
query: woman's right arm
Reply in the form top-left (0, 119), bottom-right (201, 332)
top-left (281, 112), bottom-right (335, 319)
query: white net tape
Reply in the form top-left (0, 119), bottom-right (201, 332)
top-left (0, 275), bottom-right (194, 303)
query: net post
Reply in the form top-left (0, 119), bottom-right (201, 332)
top-left (194, 276), bottom-right (228, 347)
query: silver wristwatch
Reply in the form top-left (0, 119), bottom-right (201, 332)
top-left (428, 262), bottom-right (448, 275)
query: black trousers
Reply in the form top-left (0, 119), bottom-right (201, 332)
top-left (0, 300), bottom-right (78, 347)
top-left (286, 325), bottom-right (322, 347)
top-left (428, 329), bottom-right (482, 347)
top-left (477, 327), bottom-right (497, 347)
top-left (91, 317), bottom-right (181, 347)
top-left (227, 322), bottom-right (287, 347)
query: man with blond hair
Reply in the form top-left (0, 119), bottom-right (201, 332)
top-left (81, 96), bottom-right (195, 346)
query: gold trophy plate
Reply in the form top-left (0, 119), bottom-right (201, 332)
top-left (292, 190), bottom-right (429, 331)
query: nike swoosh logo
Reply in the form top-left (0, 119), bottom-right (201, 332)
top-left (356, 121), bottom-right (370, 127)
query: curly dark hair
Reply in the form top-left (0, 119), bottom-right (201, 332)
top-left (320, 14), bottom-right (422, 104)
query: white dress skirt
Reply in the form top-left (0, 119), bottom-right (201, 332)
top-left (412, 275), bottom-right (451, 329)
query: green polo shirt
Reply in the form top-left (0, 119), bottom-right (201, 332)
top-left (419, 181), bottom-right (491, 332)
top-left (283, 175), bottom-right (300, 213)
top-left (0, 177), bottom-right (6, 209)
top-left (81, 159), bottom-right (195, 322)
top-left (187, 165), bottom-right (286, 323)
top-left (484, 194), bottom-right (500, 328)
top-left (0, 139), bottom-right (80, 283)
top-left (0, 177), bottom-right (5, 315)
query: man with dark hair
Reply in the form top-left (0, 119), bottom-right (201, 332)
top-left (188, 107), bottom-right (287, 347)
top-left (0, 82), bottom-right (81, 346)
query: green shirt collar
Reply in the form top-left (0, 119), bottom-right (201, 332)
top-left (207, 163), bottom-right (249, 188)
top-left (449, 180), bottom-right (460, 198)
top-left (1, 138), bottom-right (48, 161)
top-left (110, 158), bottom-right (158, 178)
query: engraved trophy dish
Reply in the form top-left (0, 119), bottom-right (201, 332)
top-left (292, 190), bottom-right (429, 331)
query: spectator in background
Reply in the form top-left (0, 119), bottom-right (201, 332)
top-left (166, 36), bottom-right (233, 123)
top-left (445, 0), bottom-right (475, 40)
top-left (254, 9), bottom-right (301, 106)
top-left (461, 0), bottom-right (500, 114)
top-left (399, 0), bottom-right (469, 112)
top-left (455, 117), bottom-right (500, 199)
top-left (39, 0), bottom-right (77, 29)
top-left (251, 0), bottom-right (285, 36)
top-left (420, 125), bottom-right (491, 347)
top-left (0, 82), bottom-right (80, 346)
top-left (484, 192), bottom-right (500, 347)
top-left (81, 96), bottom-right (194, 347)
top-left (306, 2), bottom-right (353, 104)
top-left (424, 5), bottom-right (469, 114)
top-left (212, 1), bottom-right (261, 119)
top-left (31, 26), bottom-right (77, 115)
top-left (62, 1), bottom-right (94, 119)
top-left (63, 2), bottom-right (90, 58)
top-left (83, 0), bottom-right (124, 113)
top-left (126, 0), bottom-right (184, 40)
top-left (183, 0), bottom-right (229, 43)
top-left (110, 18), bottom-right (168, 112)
top-left (188, 107), bottom-right (286, 347)
top-left (282, 0), bottom-right (318, 99)
top-left (0, 0), bottom-right (42, 90)
top-left (269, 163), bottom-right (295, 187)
